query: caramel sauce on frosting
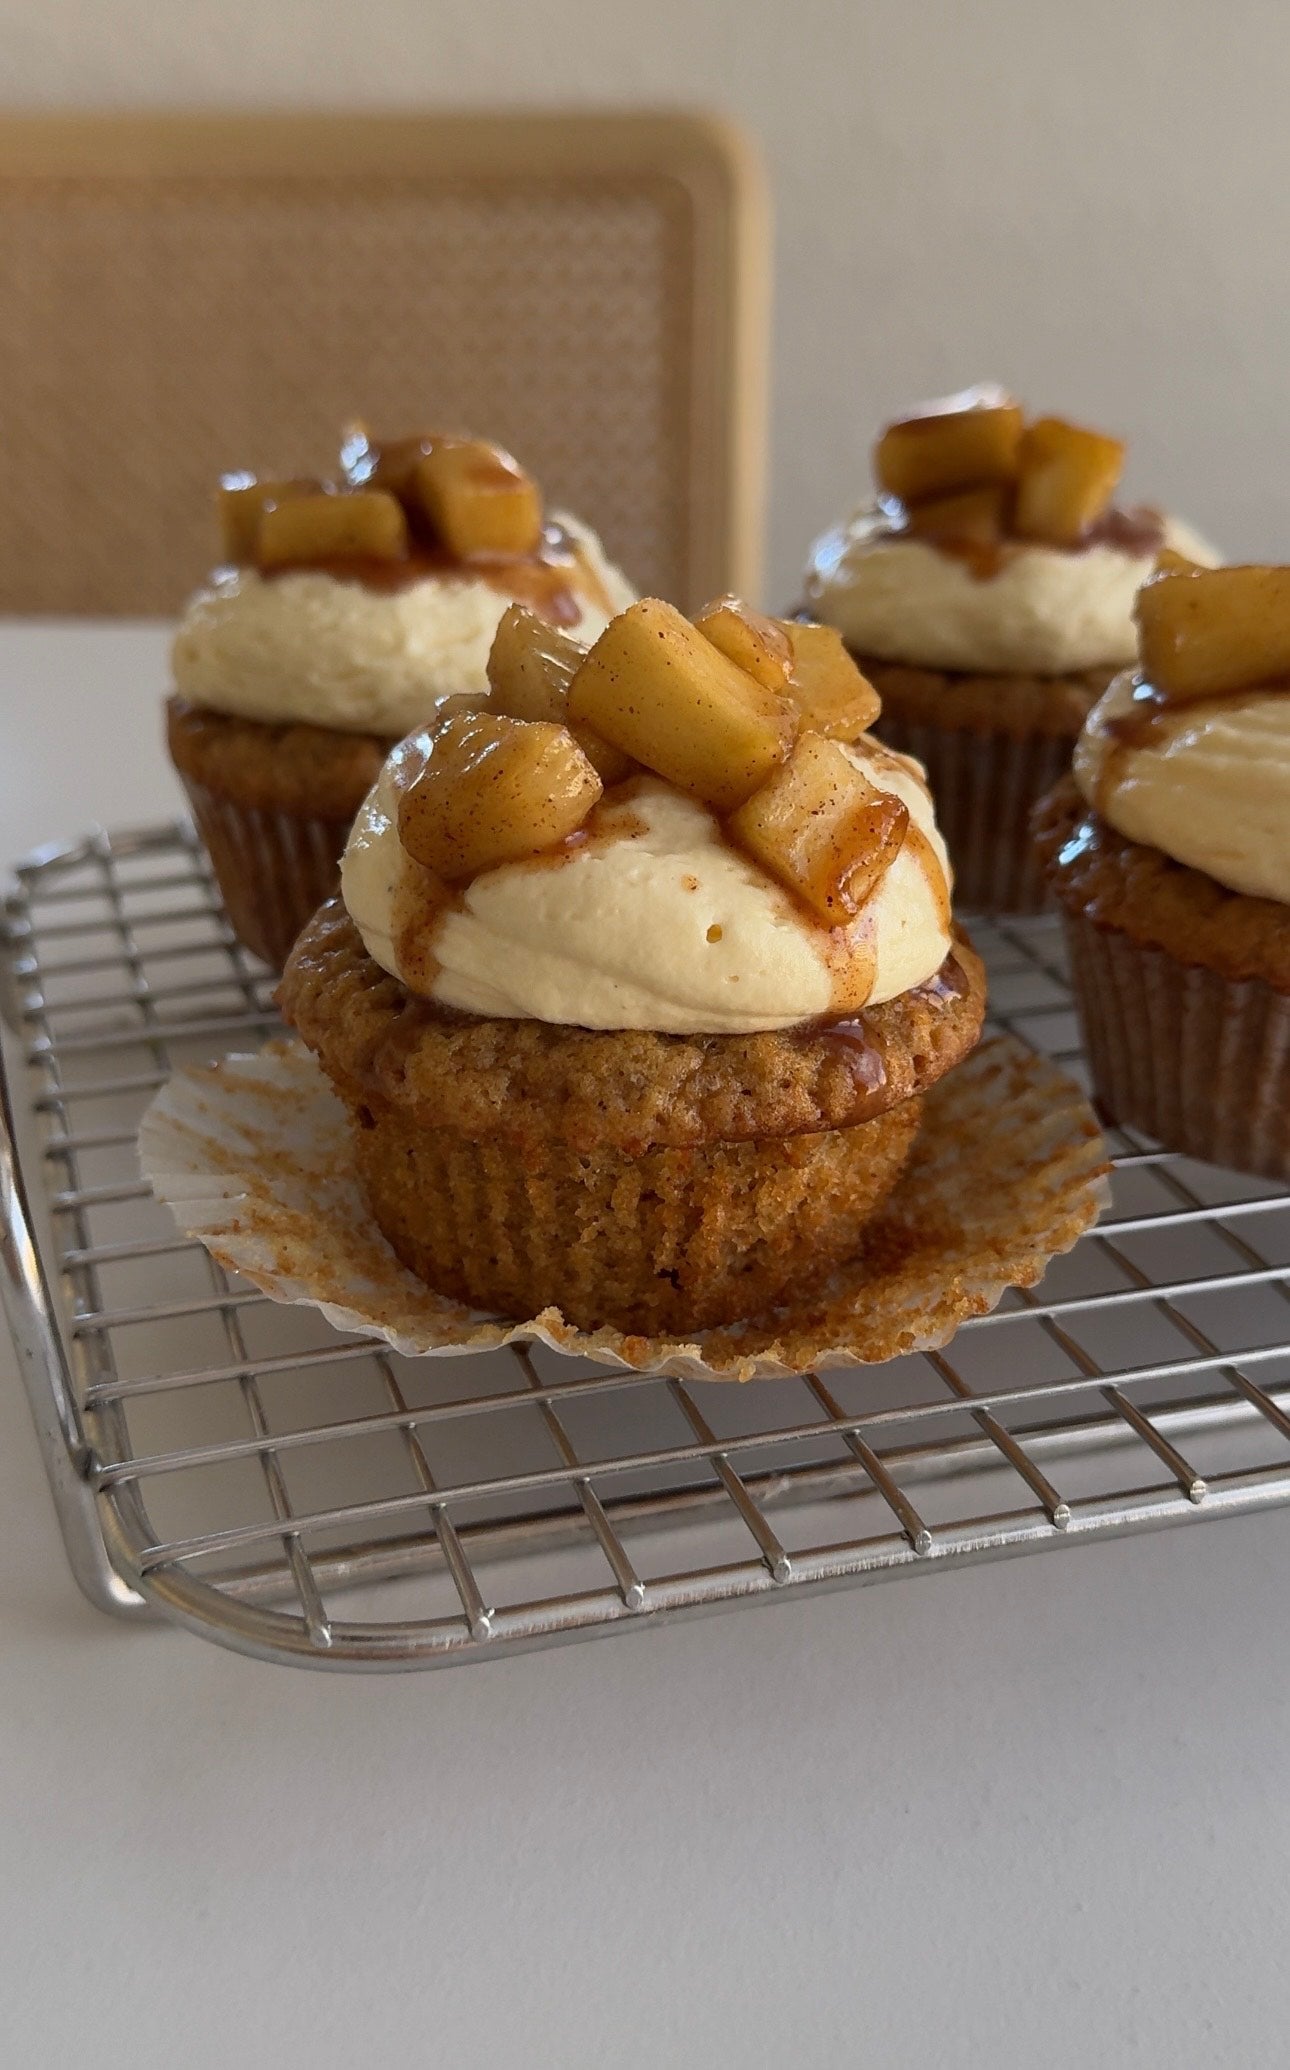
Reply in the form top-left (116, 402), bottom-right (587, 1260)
top-left (391, 861), bottom-right (456, 999)
top-left (1082, 667), bottom-right (1290, 822)
top-left (800, 950), bottom-right (972, 1094)
top-left (345, 741), bottom-right (954, 1034)
top-left (863, 497), bottom-right (1166, 585)
top-left (258, 519), bottom-right (608, 627)
top-left (1072, 660), bottom-right (1290, 909)
top-left (388, 775), bottom-right (658, 1000)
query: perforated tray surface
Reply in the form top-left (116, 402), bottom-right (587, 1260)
top-left (3, 821), bottom-right (1290, 1671)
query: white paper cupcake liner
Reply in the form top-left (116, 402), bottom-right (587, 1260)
top-left (138, 1033), bottom-right (1109, 1382)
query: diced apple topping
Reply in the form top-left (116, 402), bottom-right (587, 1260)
top-left (903, 484), bottom-right (1008, 546)
top-left (568, 598), bottom-right (798, 814)
top-left (1012, 417), bottom-right (1125, 547)
top-left (1135, 564), bottom-right (1290, 702)
top-left (397, 707), bottom-right (602, 881)
top-left (392, 599), bottom-right (912, 911)
top-left (219, 425), bottom-right (558, 572)
top-left (486, 605), bottom-right (635, 783)
top-left (874, 385), bottom-right (1023, 504)
top-left (487, 602), bottom-right (583, 722)
top-left (780, 621), bottom-right (881, 739)
top-left (693, 596), bottom-right (793, 691)
top-left (727, 735), bottom-right (909, 922)
top-left (412, 439), bottom-right (543, 558)
top-left (868, 393), bottom-right (1142, 556)
top-left (217, 475), bottom-right (320, 562)
top-left (256, 490), bottom-right (409, 569)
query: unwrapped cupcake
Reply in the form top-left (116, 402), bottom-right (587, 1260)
top-left (278, 596), bottom-right (986, 1336)
top-left (1034, 561), bottom-right (1290, 1178)
top-left (802, 386), bottom-right (1216, 913)
top-left (169, 428), bottom-right (635, 968)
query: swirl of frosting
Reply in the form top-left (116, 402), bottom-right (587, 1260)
top-left (1074, 673), bottom-right (1290, 905)
top-left (171, 514), bottom-right (635, 736)
top-left (341, 740), bottom-right (953, 1034)
top-left (804, 509), bottom-right (1217, 675)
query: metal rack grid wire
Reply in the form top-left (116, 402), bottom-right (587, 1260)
top-left (3, 819), bottom-right (1290, 1671)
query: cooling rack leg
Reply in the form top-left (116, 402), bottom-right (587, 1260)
top-left (16, 1373), bottom-right (146, 1618)
top-left (1, 1050), bottom-right (148, 1619)
top-left (4, 1295), bottom-right (149, 1617)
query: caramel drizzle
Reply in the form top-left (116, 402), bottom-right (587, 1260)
top-left (1089, 669), bottom-right (1290, 816)
top-left (857, 497), bottom-right (1166, 585)
top-left (388, 755), bottom-right (951, 1025)
top-left (254, 519), bottom-right (601, 627)
top-left (901, 821), bottom-right (952, 937)
top-left (391, 859), bottom-right (458, 999)
top-left (389, 776), bottom-right (655, 993)
top-left (796, 950), bottom-right (970, 1095)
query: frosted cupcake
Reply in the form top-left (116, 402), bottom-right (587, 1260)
top-left (279, 597), bottom-right (986, 1335)
top-left (1034, 562), bottom-right (1290, 1176)
top-left (802, 386), bottom-right (1215, 912)
top-left (169, 427), bottom-right (634, 967)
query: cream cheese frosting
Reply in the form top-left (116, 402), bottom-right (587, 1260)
top-left (1074, 673), bottom-right (1290, 905)
top-left (171, 514), bottom-right (635, 736)
top-left (341, 742), bottom-right (953, 1034)
top-left (804, 511), bottom-right (1218, 675)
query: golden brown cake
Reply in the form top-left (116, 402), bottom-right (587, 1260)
top-left (278, 595), bottom-right (987, 1334)
top-left (169, 427), bottom-right (636, 967)
top-left (800, 385), bottom-right (1217, 913)
top-left (281, 900), bottom-right (983, 1332)
top-left (1034, 564), bottom-right (1290, 1176)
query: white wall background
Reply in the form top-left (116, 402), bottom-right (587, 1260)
top-left (2, 0), bottom-right (1286, 604)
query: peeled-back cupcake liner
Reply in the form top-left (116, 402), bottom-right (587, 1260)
top-left (873, 715), bottom-right (1073, 915)
top-left (1059, 908), bottom-right (1290, 1179)
top-left (178, 773), bottom-right (350, 969)
top-left (138, 1033), bottom-right (1109, 1383)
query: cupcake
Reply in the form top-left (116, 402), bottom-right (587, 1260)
top-left (802, 385), bottom-right (1216, 913)
top-left (1034, 562), bottom-right (1290, 1178)
top-left (278, 596), bottom-right (986, 1337)
top-left (169, 428), bottom-right (634, 968)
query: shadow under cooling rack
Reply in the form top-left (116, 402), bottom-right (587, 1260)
top-left (3, 822), bottom-right (1290, 1670)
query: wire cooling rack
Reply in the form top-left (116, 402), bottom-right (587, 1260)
top-left (3, 820), bottom-right (1290, 1671)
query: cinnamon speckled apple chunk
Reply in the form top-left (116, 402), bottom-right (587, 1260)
top-left (728, 734), bottom-right (909, 923)
top-left (1012, 417), bottom-right (1124, 547)
top-left (1135, 565), bottom-right (1290, 702)
top-left (398, 708), bottom-right (602, 882)
top-left (256, 489), bottom-right (409, 569)
top-left (695, 600), bottom-right (879, 739)
top-left (694, 596), bottom-right (794, 690)
top-left (412, 440), bottom-right (542, 558)
top-left (568, 598), bottom-right (798, 814)
top-left (781, 622), bottom-right (881, 739)
top-left (487, 603), bottom-right (583, 722)
top-left (486, 606), bottom-right (635, 784)
top-left (874, 387), bottom-right (1023, 504)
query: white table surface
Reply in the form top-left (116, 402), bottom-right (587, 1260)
top-left (2, 622), bottom-right (1289, 2070)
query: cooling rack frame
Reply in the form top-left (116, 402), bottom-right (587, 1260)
top-left (4, 820), bottom-right (1290, 1671)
